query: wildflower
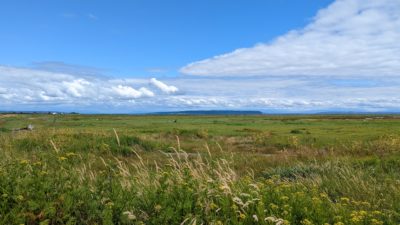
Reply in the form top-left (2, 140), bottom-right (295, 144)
top-left (219, 184), bottom-right (230, 192)
top-left (66, 152), bottom-right (77, 157)
top-left (239, 213), bottom-right (246, 219)
top-left (265, 179), bottom-right (274, 185)
top-left (154, 204), bottom-right (162, 212)
top-left (350, 210), bottom-right (367, 223)
top-left (269, 203), bottom-right (279, 210)
top-left (370, 219), bottom-right (383, 225)
top-left (210, 202), bottom-right (218, 210)
top-left (33, 161), bottom-right (42, 166)
top-left (280, 196), bottom-right (289, 201)
top-left (16, 195), bottom-right (24, 201)
top-left (372, 210), bottom-right (382, 216)
top-left (320, 193), bottom-right (328, 199)
top-left (361, 201), bottom-right (371, 207)
top-left (340, 197), bottom-right (350, 203)
top-left (301, 219), bottom-right (313, 225)
top-left (58, 156), bottom-right (67, 161)
top-left (19, 159), bottom-right (29, 164)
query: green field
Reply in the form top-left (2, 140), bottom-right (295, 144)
top-left (1, 114), bottom-right (400, 224)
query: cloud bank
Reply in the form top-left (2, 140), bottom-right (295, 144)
top-left (0, 66), bottom-right (176, 107)
top-left (180, 0), bottom-right (400, 77)
top-left (2, 64), bottom-right (400, 112)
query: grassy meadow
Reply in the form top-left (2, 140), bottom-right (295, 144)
top-left (1, 113), bottom-right (400, 224)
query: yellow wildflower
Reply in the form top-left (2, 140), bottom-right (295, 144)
top-left (154, 204), bottom-right (162, 212)
top-left (372, 210), bottom-right (382, 216)
top-left (350, 210), bottom-right (367, 223)
top-left (300, 219), bottom-right (313, 225)
top-left (19, 159), bottom-right (29, 164)
top-left (210, 202), bottom-right (218, 210)
top-left (320, 193), bottom-right (328, 199)
top-left (340, 197), bottom-right (350, 203)
top-left (16, 195), bottom-right (24, 201)
top-left (269, 203), bottom-right (279, 210)
top-left (265, 179), bottom-right (274, 185)
top-left (66, 152), bottom-right (77, 157)
top-left (33, 161), bottom-right (42, 166)
top-left (370, 219), bottom-right (383, 225)
top-left (361, 201), bottom-right (371, 207)
top-left (280, 196), bottom-right (289, 201)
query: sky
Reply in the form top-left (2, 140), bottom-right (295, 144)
top-left (1, 0), bottom-right (400, 113)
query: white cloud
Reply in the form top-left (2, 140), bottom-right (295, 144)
top-left (180, 0), bottom-right (400, 77)
top-left (2, 64), bottom-right (400, 112)
top-left (63, 79), bottom-right (91, 97)
top-left (112, 85), bottom-right (154, 99)
top-left (0, 66), bottom-right (173, 107)
top-left (150, 78), bottom-right (179, 94)
top-left (138, 87), bottom-right (155, 97)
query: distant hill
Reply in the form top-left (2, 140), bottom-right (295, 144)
top-left (151, 110), bottom-right (263, 115)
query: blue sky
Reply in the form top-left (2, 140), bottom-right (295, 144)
top-left (0, 0), bottom-right (332, 77)
top-left (1, 0), bottom-right (400, 113)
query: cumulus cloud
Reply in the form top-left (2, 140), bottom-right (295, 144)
top-left (0, 66), bottom-right (173, 106)
top-left (150, 78), bottom-right (179, 94)
top-left (180, 0), bottom-right (400, 77)
top-left (112, 85), bottom-right (154, 99)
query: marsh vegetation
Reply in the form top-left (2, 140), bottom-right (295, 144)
top-left (1, 114), bottom-right (400, 224)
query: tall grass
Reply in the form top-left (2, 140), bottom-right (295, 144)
top-left (0, 133), bottom-right (399, 224)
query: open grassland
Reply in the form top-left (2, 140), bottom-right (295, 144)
top-left (1, 114), bottom-right (400, 224)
